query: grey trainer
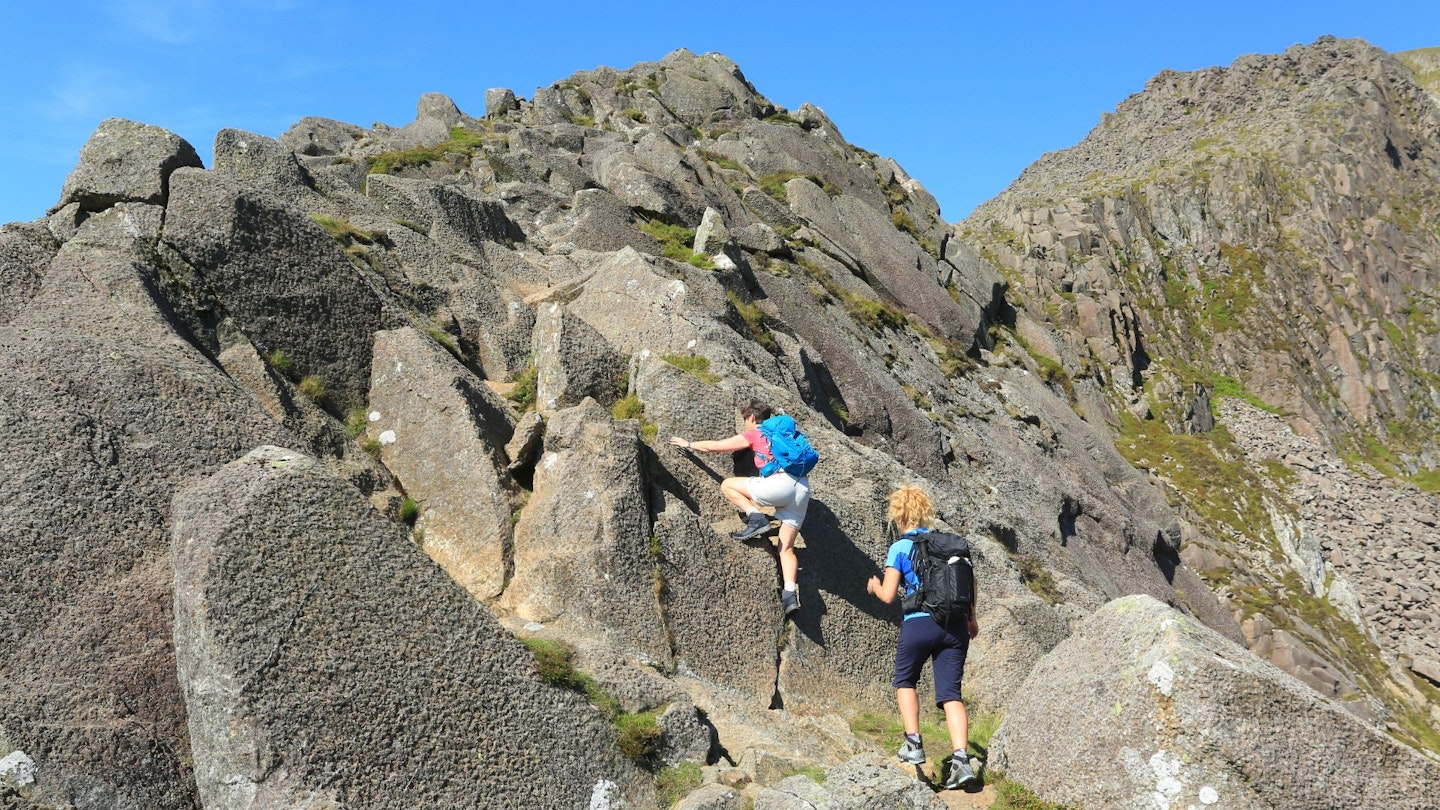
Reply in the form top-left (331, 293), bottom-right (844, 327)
top-left (896, 736), bottom-right (925, 765)
top-left (944, 754), bottom-right (979, 790)
top-left (780, 589), bottom-right (800, 616)
top-left (729, 513), bottom-right (771, 540)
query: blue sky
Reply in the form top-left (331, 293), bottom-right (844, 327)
top-left (3, 1), bottom-right (1438, 226)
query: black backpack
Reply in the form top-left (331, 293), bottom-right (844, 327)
top-left (900, 531), bottom-right (975, 625)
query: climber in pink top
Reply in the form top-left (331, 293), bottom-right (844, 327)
top-left (669, 400), bottom-right (812, 616)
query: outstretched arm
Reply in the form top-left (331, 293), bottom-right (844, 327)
top-left (669, 433), bottom-right (751, 453)
top-left (866, 567), bottom-right (902, 604)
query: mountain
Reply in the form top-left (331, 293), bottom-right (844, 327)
top-left (1, 42), bottom-right (1437, 809)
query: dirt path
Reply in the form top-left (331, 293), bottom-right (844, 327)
top-left (893, 760), bottom-right (996, 808)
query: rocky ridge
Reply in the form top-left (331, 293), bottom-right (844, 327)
top-left (960, 35), bottom-right (1440, 756)
top-left (0, 42), bottom-right (1436, 809)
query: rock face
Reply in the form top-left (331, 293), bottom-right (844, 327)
top-left (366, 326), bottom-right (517, 600)
top-left (172, 445), bottom-right (652, 808)
top-left (3, 40), bottom-right (1438, 808)
top-left (53, 117), bottom-right (203, 212)
top-left (963, 37), bottom-right (1440, 468)
top-left (990, 595), bottom-right (1440, 809)
top-left (961, 35), bottom-right (1440, 749)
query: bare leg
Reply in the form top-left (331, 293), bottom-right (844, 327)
top-left (720, 476), bottom-right (759, 514)
top-left (942, 700), bottom-right (969, 754)
top-left (777, 523), bottom-right (799, 586)
top-left (897, 687), bottom-right (921, 735)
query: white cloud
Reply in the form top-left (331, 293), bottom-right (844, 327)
top-left (44, 64), bottom-right (145, 122)
top-left (104, 0), bottom-right (217, 45)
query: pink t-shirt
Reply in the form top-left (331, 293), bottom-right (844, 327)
top-left (743, 428), bottom-right (774, 472)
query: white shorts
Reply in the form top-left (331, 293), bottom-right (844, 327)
top-left (746, 472), bottom-right (811, 529)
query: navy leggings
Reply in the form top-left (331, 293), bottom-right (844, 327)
top-left (892, 615), bottom-right (969, 706)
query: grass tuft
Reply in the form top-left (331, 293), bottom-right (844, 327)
top-left (368, 127), bottom-right (489, 175)
top-left (614, 711), bottom-right (663, 764)
top-left (507, 365), bottom-right (538, 410)
top-left (726, 290), bottom-right (779, 353)
top-left (399, 496), bottom-right (420, 524)
top-left (661, 354), bottom-right (719, 385)
top-left (655, 761), bottom-right (702, 807)
top-left (299, 375), bottom-right (327, 404)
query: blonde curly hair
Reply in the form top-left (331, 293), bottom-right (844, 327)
top-left (887, 485), bottom-right (934, 532)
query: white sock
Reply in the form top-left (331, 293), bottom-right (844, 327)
top-left (783, 582), bottom-right (797, 592)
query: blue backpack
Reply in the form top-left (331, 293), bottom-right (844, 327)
top-left (757, 414), bottom-right (819, 477)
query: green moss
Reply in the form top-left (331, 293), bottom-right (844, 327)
top-left (367, 126), bottom-right (489, 175)
top-left (399, 497), bottom-right (420, 524)
top-left (758, 170), bottom-right (836, 201)
top-left (762, 111), bottom-right (803, 126)
top-left (655, 762), bottom-right (702, 807)
top-left (519, 636), bottom-right (623, 720)
top-left (311, 214), bottom-right (386, 246)
top-left (359, 436), bottom-right (382, 460)
top-left (842, 293), bottom-right (906, 332)
top-left (850, 706), bottom-right (1000, 760)
top-left (620, 108), bottom-right (646, 122)
top-left (661, 354), bottom-right (719, 385)
top-left (345, 407), bottom-right (369, 438)
top-left (1408, 468), bottom-right (1440, 492)
top-left (991, 777), bottom-right (1074, 810)
top-left (424, 326), bottom-right (463, 359)
top-left (889, 209), bottom-right (938, 257)
top-left (849, 711), bottom-right (949, 750)
top-left (1380, 319), bottom-right (1407, 349)
top-left (1257, 458), bottom-right (1299, 489)
top-left (726, 290), bottom-right (779, 353)
top-left (782, 765), bottom-right (827, 784)
top-left (1210, 374), bottom-right (1281, 415)
top-left (697, 148), bottom-right (745, 173)
top-left (1114, 412), bottom-right (1285, 542)
top-left (1013, 554), bottom-right (1064, 604)
top-left (507, 365), bottom-right (538, 410)
top-left (615, 711), bottom-right (663, 763)
top-left (639, 219), bottom-right (712, 267)
top-left (299, 375), bottom-right (327, 404)
top-left (265, 349), bottom-right (293, 377)
top-left (612, 394), bottom-right (644, 420)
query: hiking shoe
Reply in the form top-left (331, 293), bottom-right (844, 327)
top-left (729, 513), bottom-right (771, 540)
top-left (944, 754), bottom-right (979, 790)
top-left (780, 589), bottom-right (800, 617)
top-left (896, 737), bottom-right (926, 765)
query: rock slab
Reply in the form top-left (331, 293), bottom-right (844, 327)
top-left (171, 445), bottom-right (652, 809)
top-left (989, 594), bottom-right (1440, 809)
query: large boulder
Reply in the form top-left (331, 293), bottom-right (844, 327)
top-left (786, 180), bottom-right (974, 344)
top-left (364, 174), bottom-right (520, 255)
top-left (53, 118), bottom-right (202, 213)
top-left (172, 445), bottom-right (654, 809)
top-left (279, 116), bottom-right (366, 157)
top-left (162, 167), bottom-right (387, 411)
top-left (212, 128), bottom-right (317, 205)
top-left (0, 223), bottom-right (56, 325)
top-left (500, 398), bottom-right (671, 660)
top-left (532, 300), bottom-right (626, 410)
top-left (0, 218), bottom-right (289, 808)
top-left (366, 326), bottom-right (516, 601)
top-left (542, 188), bottom-right (660, 254)
top-left (989, 595), bottom-right (1440, 809)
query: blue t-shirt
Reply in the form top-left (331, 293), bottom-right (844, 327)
top-left (885, 529), bottom-right (930, 622)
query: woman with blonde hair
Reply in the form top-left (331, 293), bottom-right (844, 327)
top-left (865, 485), bottom-right (980, 790)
